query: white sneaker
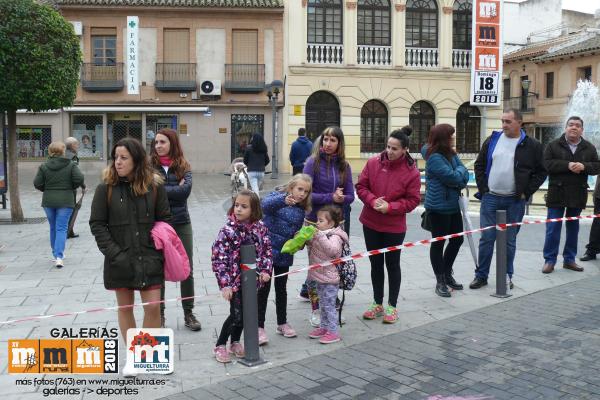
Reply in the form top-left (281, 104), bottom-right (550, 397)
top-left (310, 310), bottom-right (321, 327)
top-left (122, 363), bottom-right (137, 377)
top-left (55, 258), bottom-right (64, 268)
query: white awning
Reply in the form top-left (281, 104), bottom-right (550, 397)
top-left (64, 106), bottom-right (209, 112)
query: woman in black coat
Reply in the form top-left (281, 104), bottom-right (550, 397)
top-left (244, 133), bottom-right (270, 195)
top-left (90, 138), bottom-right (171, 347)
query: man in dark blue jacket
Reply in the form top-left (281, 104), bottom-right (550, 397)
top-left (471, 108), bottom-right (547, 290)
top-left (289, 128), bottom-right (313, 175)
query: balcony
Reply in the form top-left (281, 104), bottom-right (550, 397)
top-left (452, 49), bottom-right (471, 69)
top-left (405, 47), bottom-right (439, 68)
top-left (155, 63), bottom-right (197, 91)
top-left (223, 64), bottom-right (265, 92)
top-left (81, 63), bottom-right (124, 92)
top-left (503, 95), bottom-right (537, 113)
top-left (307, 43), bottom-right (344, 64)
top-left (357, 45), bottom-right (392, 66)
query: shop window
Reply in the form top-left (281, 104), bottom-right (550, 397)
top-left (16, 127), bottom-right (52, 158)
top-left (72, 114), bottom-right (103, 158)
top-left (231, 114), bottom-right (264, 161)
top-left (146, 114), bottom-right (179, 153)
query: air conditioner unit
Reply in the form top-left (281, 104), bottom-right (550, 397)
top-left (199, 80), bottom-right (221, 96)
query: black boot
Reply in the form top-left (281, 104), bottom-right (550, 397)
top-left (435, 275), bottom-right (451, 297)
top-left (445, 274), bottom-right (463, 290)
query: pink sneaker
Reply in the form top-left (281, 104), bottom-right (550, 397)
top-left (228, 342), bottom-right (245, 358)
top-left (276, 323), bottom-right (297, 338)
top-left (258, 327), bottom-right (269, 345)
top-left (363, 303), bottom-right (384, 320)
top-left (319, 331), bottom-right (341, 344)
top-left (213, 345), bottom-right (231, 363)
top-left (308, 327), bottom-right (327, 339)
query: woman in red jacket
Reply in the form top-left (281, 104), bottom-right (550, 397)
top-left (355, 127), bottom-right (421, 324)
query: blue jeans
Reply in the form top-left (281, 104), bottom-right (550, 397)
top-left (476, 193), bottom-right (526, 280)
top-left (247, 171), bottom-right (264, 195)
top-left (543, 207), bottom-right (582, 264)
top-left (43, 207), bottom-right (73, 259)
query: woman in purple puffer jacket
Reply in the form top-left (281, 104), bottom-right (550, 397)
top-left (301, 126), bottom-right (354, 326)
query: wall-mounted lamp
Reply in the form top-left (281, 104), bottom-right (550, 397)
top-left (521, 79), bottom-right (539, 98)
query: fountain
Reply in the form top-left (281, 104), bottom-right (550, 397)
top-left (563, 79), bottom-right (600, 189)
top-left (564, 79), bottom-right (600, 147)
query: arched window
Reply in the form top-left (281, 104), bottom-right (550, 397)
top-left (307, 0), bottom-right (343, 44)
top-left (360, 100), bottom-right (388, 153)
top-left (453, 0), bottom-right (472, 50)
top-left (305, 91), bottom-right (340, 142)
top-left (405, 0), bottom-right (438, 48)
top-left (358, 0), bottom-right (391, 46)
top-left (456, 102), bottom-right (480, 153)
top-left (409, 101), bottom-right (435, 153)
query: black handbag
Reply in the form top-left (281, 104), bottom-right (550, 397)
top-left (421, 210), bottom-right (432, 232)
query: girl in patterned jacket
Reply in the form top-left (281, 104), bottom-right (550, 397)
top-left (306, 205), bottom-right (348, 344)
top-left (211, 189), bottom-right (273, 363)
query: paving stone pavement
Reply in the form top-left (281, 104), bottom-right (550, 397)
top-left (1, 171), bottom-right (600, 399)
top-left (161, 275), bottom-right (600, 400)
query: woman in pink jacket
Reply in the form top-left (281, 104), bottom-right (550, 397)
top-left (355, 127), bottom-right (421, 323)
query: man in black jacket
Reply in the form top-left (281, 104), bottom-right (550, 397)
top-left (470, 109), bottom-right (547, 289)
top-left (541, 116), bottom-right (600, 272)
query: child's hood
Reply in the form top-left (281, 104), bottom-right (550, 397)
top-left (329, 226), bottom-right (349, 244)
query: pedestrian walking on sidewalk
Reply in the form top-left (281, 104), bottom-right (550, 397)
top-left (300, 127), bottom-right (355, 325)
top-left (150, 128), bottom-right (201, 331)
top-left (289, 128), bottom-right (312, 175)
top-left (65, 136), bottom-right (86, 239)
top-left (471, 109), bottom-right (547, 290)
top-left (306, 205), bottom-right (348, 344)
top-left (422, 124), bottom-right (469, 297)
top-left (257, 174), bottom-right (313, 344)
top-left (34, 141), bottom-right (85, 268)
top-left (542, 116), bottom-right (600, 274)
top-left (244, 133), bottom-right (270, 195)
top-left (356, 127), bottom-right (420, 323)
top-left (89, 138), bottom-right (172, 348)
top-left (211, 189), bottom-right (272, 363)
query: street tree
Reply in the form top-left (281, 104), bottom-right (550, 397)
top-left (0, 0), bottom-right (81, 221)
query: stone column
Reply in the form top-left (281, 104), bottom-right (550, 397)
top-left (440, 5), bottom-right (454, 68)
top-left (393, 1), bottom-right (406, 67)
top-left (345, 1), bottom-right (358, 65)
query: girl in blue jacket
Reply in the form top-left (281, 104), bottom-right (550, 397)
top-left (257, 174), bottom-right (313, 344)
top-left (423, 124), bottom-right (469, 297)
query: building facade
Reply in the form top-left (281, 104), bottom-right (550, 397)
top-left (14, 0), bottom-right (284, 174)
top-left (504, 28), bottom-right (600, 144)
top-left (283, 0), bottom-right (501, 173)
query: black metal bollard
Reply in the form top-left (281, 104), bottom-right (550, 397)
top-left (238, 244), bottom-right (267, 367)
top-left (492, 210), bottom-right (512, 298)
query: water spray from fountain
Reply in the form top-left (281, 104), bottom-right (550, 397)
top-left (564, 79), bottom-right (600, 147)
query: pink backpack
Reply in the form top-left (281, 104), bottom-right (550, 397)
top-left (151, 221), bottom-right (190, 282)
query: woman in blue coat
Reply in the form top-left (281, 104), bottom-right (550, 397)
top-left (422, 124), bottom-right (469, 297)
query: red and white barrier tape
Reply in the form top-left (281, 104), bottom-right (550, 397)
top-left (272, 213), bottom-right (600, 279)
top-left (2, 213), bottom-right (599, 326)
top-left (0, 294), bottom-right (220, 326)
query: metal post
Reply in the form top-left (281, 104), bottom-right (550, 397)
top-left (238, 244), bottom-right (267, 367)
top-left (491, 210), bottom-right (512, 298)
top-left (270, 95), bottom-right (278, 179)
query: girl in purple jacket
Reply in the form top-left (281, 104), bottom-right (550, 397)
top-left (211, 189), bottom-right (273, 363)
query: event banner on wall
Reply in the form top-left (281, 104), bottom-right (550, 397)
top-left (470, 0), bottom-right (502, 106)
